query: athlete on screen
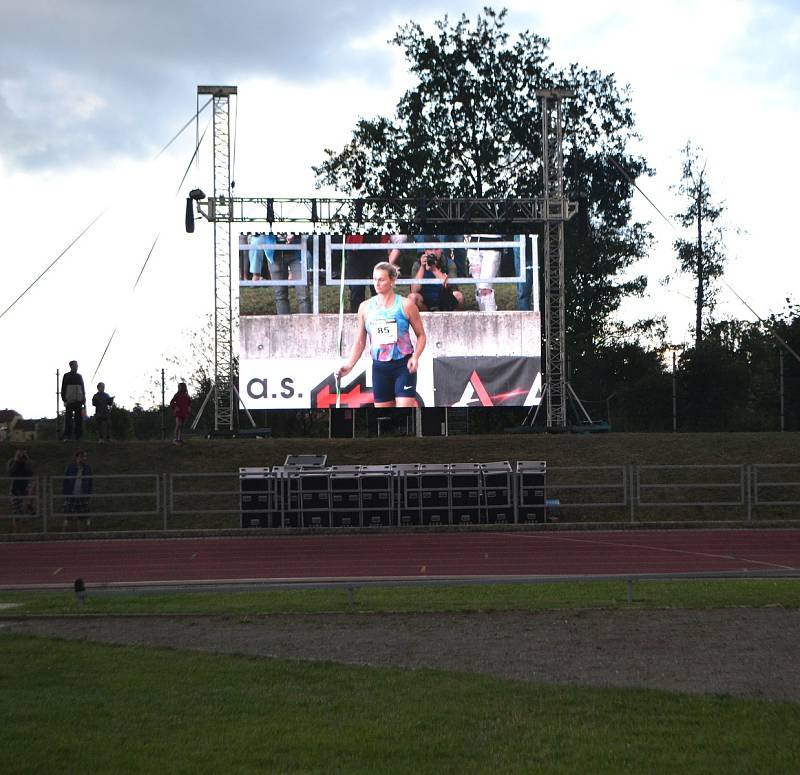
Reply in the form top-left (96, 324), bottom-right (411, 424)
top-left (335, 261), bottom-right (427, 407)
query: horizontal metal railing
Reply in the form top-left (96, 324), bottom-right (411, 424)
top-left (46, 474), bottom-right (160, 531)
top-left (635, 465), bottom-right (748, 521)
top-left (547, 466), bottom-right (628, 512)
top-left (2, 463), bottom-right (800, 535)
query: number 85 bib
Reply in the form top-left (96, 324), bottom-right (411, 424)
top-left (372, 319), bottom-right (398, 346)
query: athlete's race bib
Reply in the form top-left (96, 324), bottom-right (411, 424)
top-left (372, 319), bottom-right (398, 346)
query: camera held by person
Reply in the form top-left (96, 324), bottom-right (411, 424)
top-left (424, 250), bottom-right (443, 271)
top-left (409, 249), bottom-right (464, 312)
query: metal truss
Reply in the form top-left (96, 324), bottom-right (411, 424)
top-left (202, 196), bottom-right (577, 227)
top-left (537, 89), bottom-right (574, 428)
top-left (198, 85), bottom-right (236, 431)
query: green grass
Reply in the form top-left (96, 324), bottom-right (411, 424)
top-left (3, 579), bottom-right (800, 617)
top-left (239, 283), bottom-right (519, 315)
top-left (1, 633), bottom-right (798, 775)
top-left (4, 432), bottom-right (800, 479)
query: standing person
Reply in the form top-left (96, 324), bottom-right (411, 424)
top-left (269, 233), bottom-right (311, 314)
top-left (60, 360), bottom-right (86, 441)
top-left (62, 450), bottom-right (93, 530)
top-left (336, 262), bottom-right (426, 408)
top-left (92, 382), bottom-right (114, 442)
top-left (248, 231), bottom-right (275, 282)
top-left (6, 449), bottom-right (33, 528)
top-left (465, 234), bottom-right (504, 312)
top-left (169, 382), bottom-right (192, 445)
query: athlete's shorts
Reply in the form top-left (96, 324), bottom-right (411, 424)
top-left (372, 355), bottom-right (416, 403)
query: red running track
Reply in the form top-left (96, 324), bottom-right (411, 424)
top-left (2, 529), bottom-right (800, 589)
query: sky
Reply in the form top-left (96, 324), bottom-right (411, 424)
top-left (1, 0), bottom-right (798, 419)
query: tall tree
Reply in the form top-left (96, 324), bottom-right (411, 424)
top-left (314, 7), bottom-right (653, 355)
top-left (673, 141), bottom-right (728, 347)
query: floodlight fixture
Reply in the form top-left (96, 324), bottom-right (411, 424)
top-left (189, 188), bottom-right (206, 201)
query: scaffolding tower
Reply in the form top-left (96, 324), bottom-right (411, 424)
top-left (197, 85), bottom-right (237, 431)
top-left (537, 88), bottom-right (574, 428)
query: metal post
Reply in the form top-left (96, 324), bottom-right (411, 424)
top-left (43, 476), bottom-right (50, 534)
top-left (55, 369), bottom-right (60, 439)
top-left (672, 350), bottom-right (677, 433)
top-left (629, 465), bottom-right (636, 523)
top-left (41, 476), bottom-right (47, 534)
top-left (163, 474), bottom-right (169, 531)
top-left (779, 349), bottom-right (785, 432)
top-left (161, 368), bottom-right (166, 441)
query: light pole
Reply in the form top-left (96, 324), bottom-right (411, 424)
top-left (664, 345), bottom-right (684, 433)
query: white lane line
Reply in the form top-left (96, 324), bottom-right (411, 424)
top-left (504, 532), bottom-right (799, 571)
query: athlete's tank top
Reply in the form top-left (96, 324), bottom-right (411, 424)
top-left (365, 293), bottom-right (413, 362)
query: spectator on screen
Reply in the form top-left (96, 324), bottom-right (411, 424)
top-left (409, 248), bottom-right (464, 311)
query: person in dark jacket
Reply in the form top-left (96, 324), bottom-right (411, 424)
top-left (62, 450), bottom-right (93, 529)
top-left (92, 382), bottom-right (114, 442)
top-left (7, 449), bottom-right (34, 527)
top-left (60, 360), bottom-right (86, 441)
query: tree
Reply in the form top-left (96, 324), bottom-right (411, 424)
top-left (314, 7), bottom-right (653, 356)
top-left (672, 142), bottom-right (729, 348)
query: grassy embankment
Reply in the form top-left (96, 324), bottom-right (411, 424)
top-left (4, 431), bottom-right (798, 475)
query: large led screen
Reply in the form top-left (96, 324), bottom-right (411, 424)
top-left (239, 233), bottom-right (541, 409)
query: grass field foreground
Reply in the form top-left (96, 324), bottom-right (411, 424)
top-left (2, 633), bottom-right (799, 775)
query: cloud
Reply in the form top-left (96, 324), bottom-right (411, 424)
top-left (0, 0), bottom-right (447, 171)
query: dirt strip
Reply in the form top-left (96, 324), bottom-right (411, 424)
top-left (4, 607), bottom-right (800, 703)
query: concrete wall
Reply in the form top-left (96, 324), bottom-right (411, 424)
top-left (241, 311), bottom-right (541, 360)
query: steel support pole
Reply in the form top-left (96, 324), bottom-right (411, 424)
top-left (537, 90), bottom-right (573, 428)
top-left (198, 85), bottom-right (237, 432)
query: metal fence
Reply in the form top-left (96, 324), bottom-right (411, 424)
top-left (2, 464), bottom-right (800, 534)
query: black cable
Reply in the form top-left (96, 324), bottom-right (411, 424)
top-left (1, 99), bottom-right (214, 325)
top-left (91, 328), bottom-right (117, 384)
top-left (231, 93), bottom-right (238, 190)
top-left (156, 95), bottom-right (213, 160)
top-left (132, 236), bottom-right (160, 292)
top-left (92, 113), bottom-right (211, 381)
top-left (609, 154), bottom-right (800, 365)
top-left (608, 156), bottom-right (677, 235)
top-left (176, 118), bottom-right (210, 196)
top-left (0, 211), bottom-right (105, 322)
